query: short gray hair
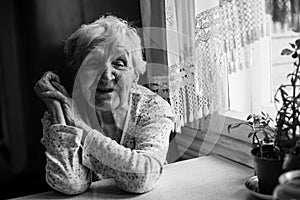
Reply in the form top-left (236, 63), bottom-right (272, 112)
top-left (64, 15), bottom-right (146, 77)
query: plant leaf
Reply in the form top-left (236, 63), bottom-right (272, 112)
top-left (290, 43), bottom-right (296, 48)
top-left (292, 52), bottom-right (298, 58)
top-left (247, 114), bottom-right (252, 121)
top-left (248, 131), bottom-right (254, 138)
top-left (281, 48), bottom-right (293, 55)
top-left (295, 39), bottom-right (300, 47)
top-left (227, 122), bottom-right (250, 133)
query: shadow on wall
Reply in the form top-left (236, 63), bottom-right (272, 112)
top-left (0, 0), bottom-right (142, 198)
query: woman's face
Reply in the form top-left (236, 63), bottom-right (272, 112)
top-left (77, 38), bottom-right (137, 112)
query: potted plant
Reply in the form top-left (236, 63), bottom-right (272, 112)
top-left (276, 39), bottom-right (300, 171)
top-left (228, 112), bottom-right (283, 195)
top-left (228, 39), bottom-right (300, 195)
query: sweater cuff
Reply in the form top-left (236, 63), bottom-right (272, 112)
top-left (82, 129), bottom-right (105, 169)
top-left (41, 124), bottom-right (83, 148)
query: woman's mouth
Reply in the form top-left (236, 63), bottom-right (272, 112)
top-left (96, 88), bottom-right (114, 94)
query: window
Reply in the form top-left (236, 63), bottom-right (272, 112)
top-left (227, 21), bottom-right (300, 121)
top-left (163, 0), bottom-right (300, 163)
top-left (227, 36), bottom-right (272, 116)
top-left (271, 29), bottom-right (300, 97)
top-left (218, 20), bottom-right (300, 156)
top-left (207, 18), bottom-right (300, 165)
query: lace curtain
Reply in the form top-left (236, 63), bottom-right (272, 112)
top-left (140, 0), bottom-right (270, 133)
top-left (266, 0), bottom-right (300, 32)
top-left (220, 0), bottom-right (270, 73)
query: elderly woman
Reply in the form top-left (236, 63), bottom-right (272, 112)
top-left (34, 16), bottom-right (175, 195)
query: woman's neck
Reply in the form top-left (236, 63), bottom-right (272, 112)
top-left (98, 111), bottom-right (115, 125)
top-left (96, 110), bottom-right (127, 143)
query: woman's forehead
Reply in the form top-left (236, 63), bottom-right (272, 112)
top-left (110, 37), bottom-right (135, 54)
top-left (111, 44), bottom-right (130, 57)
top-left (95, 38), bottom-right (132, 58)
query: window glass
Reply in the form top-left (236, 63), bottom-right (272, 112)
top-left (271, 28), bottom-right (300, 98)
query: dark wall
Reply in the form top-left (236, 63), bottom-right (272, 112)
top-left (0, 0), bottom-right (142, 198)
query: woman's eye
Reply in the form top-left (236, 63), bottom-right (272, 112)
top-left (112, 59), bottom-right (127, 69)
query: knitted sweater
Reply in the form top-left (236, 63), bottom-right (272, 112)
top-left (41, 85), bottom-right (175, 195)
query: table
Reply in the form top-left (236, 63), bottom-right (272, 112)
top-left (13, 155), bottom-right (259, 200)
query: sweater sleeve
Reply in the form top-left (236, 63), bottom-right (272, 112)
top-left (41, 112), bottom-right (92, 195)
top-left (82, 97), bottom-right (174, 193)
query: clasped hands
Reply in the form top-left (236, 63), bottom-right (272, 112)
top-left (34, 71), bottom-right (91, 140)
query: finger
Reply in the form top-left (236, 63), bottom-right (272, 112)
top-left (35, 73), bottom-right (58, 93)
top-left (43, 96), bottom-right (71, 126)
top-left (43, 71), bottom-right (60, 83)
top-left (41, 91), bottom-right (68, 104)
top-left (51, 81), bottom-right (70, 97)
top-left (48, 101), bottom-right (66, 125)
top-left (62, 103), bottom-right (75, 126)
top-left (42, 91), bottom-right (73, 121)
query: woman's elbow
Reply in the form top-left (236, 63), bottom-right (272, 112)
top-left (116, 172), bottom-right (161, 194)
top-left (46, 174), bottom-right (90, 195)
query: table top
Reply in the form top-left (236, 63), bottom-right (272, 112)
top-left (13, 155), bottom-right (259, 200)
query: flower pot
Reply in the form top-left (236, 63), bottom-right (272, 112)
top-left (251, 145), bottom-right (284, 195)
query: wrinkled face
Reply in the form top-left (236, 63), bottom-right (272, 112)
top-left (77, 38), bottom-right (137, 112)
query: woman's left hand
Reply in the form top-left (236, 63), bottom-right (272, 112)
top-left (34, 71), bottom-right (66, 125)
top-left (41, 82), bottom-right (92, 141)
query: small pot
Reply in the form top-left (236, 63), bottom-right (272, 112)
top-left (251, 145), bottom-right (284, 195)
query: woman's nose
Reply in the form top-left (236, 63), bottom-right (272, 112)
top-left (100, 66), bottom-right (115, 82)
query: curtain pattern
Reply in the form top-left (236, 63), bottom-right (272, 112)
top-left (166, 0), bottom-right (270, 132)
top-left (167, 4), bottom-right (225, 131)
top-left (220, 0), bottom-right (270, 73)
top-left (266, 0), bottom-right (300, 32)
top-left (194, 5), bottom-right (224, 118)
top-left (165, 0), bottom-right (199, 131)
top-left (140, 0), bottom-right (270, 132)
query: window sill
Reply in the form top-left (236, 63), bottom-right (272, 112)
top-left (224, 110), bottom-right (249, 122)
top-left (175, 111), bottom-right (255, 168)
top-left (222, 110), bottom-right (252, 143)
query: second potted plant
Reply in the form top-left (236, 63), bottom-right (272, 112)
top-left (228, 112), bottom-right (282, 195)
top-left (228, 38), bottom-right (300, 195)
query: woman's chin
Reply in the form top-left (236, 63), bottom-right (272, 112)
top-left (95, 102), bottom-right (112, 111)
top-left (94, 92), bottom-right (120, 111)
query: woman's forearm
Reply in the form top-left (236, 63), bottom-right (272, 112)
top-left (83, 132), bottom-right (165, 193)
top-left (82, 118), bottom-right (172, 193)
top-left (41, 114), bottom-right (92, 195)
top-left (44, 147), bottom-right (91, 195)
top-left (47, 100), bottom-right (66, 125)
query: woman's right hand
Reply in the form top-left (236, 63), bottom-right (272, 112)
top-left (40, 82), bottom-right (92, 143)
top-left (34, 71), bottom-right (66, 125)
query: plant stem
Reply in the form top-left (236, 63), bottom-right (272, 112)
top-left (292, 56), bottom-right (300, 138)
